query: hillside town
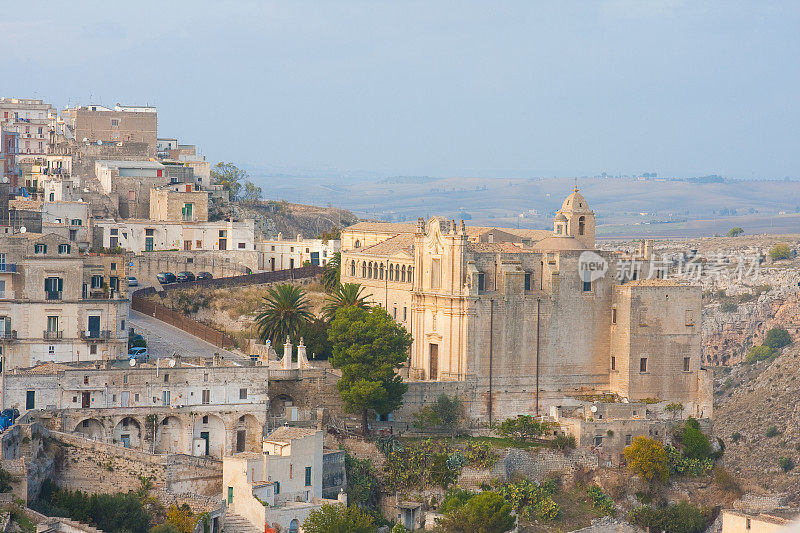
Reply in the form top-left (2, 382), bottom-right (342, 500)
top-left (1, 93), bottom-right (797, 533)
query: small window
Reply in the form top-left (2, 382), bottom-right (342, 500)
top-left (134, 393), bottom-right (139, 402)
top-left (524, 272), bottom-right (531, 291)
top-left (71, 219), bottom-right (82, 226)
top-left (48, 345), bottom-right (55, 355)
top-left (202, 415), bottom-right (209, 424)
top-left (239, 388), bottom-right (247, 400)
top-left (110, 228), bottom-right (118, 236)
top-left (58, 244), bottom-right (70, 254)
top-left (305, 466), bottom-right (312, 486)
top-left (123, 374), bottom-right (128, 384)
top-left (476, 272), bottom-right (485, 292)
top-left (203, 373), bottom-right (208, 382)
top-left (145, 229), bottom-right (155, 236)
top-left (202, 389), bottom-right (210, 404)
top-left (238, 243), bottom-right (245, 249)
top-left (111, 119), bottom-right (119, 127)
top-left (683, 357), bottom-right (691, 372)
top-left (35, 244), bottom-right (47, 254)
top-left (611, 356), bottom-right (616, 371)
top-left (164, 373), bottom-right (169, 383)
top-left (90, 345), bottom-right (97, 355)
top-left (583, 280), bottom-right (592, 292)
top-left (625, 434), bottom-right (632, 445)
top-left (403, 307), bottom-right (407, 321)
top-left (640, 357), bottom-right (647, 373)
top-left (83, 375), bottom-right (89, 385)
top-left (611, 307), bottom-right (617, 324)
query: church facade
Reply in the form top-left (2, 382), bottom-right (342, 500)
top-left (340, 191), bottom-right (713, 424)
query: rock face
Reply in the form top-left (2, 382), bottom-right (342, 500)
top-left (714, 344), bottom-right (800, 502)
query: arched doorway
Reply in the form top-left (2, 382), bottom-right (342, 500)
top-left (113, 417), bottom-right (142, 448)
top-left (269, 394), bottom-right (295, 418)
top-left (235, 414), bottom-right (262, 453)
top-left (155, 416), bottom-right (187, 454)
top-left (73, 418), bottom-right (105, 440)
top-left (192, 414), bottom-right (225, 458)
top-left (288, 519), bottom-right (299, 533)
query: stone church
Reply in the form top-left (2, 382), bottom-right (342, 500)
top-left (340, 191), bottom-right (713, 424)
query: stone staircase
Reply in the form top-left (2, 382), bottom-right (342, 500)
top-left (223, 512), bottom-right (262, 533)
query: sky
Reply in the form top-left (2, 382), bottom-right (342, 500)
top-left (2, 1), bottom-right (799, 180)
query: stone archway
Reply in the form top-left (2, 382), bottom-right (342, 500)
top-left (155, 415), bottom-right (188, 454)
top-left (269, 394), bottom-right (295, 417)
top-left (192, 413), bottom-right (225, 458)
top-left (73, 418), bottom-right (105, 440)
top-left (113, 416), bottom-right (142, 449)
top-left (234, 414), bottom-right (262, 453)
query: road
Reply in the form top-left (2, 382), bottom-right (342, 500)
top-left (128, 310), bottom-right (241, 361)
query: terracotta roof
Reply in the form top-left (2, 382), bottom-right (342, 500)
top-left (343, 222), bottom-right (416, 234)
top-left (467, 242), bottom-right (537, 253)
top-left (266, 427), bottom-right (319, 443)
top-left (350, 234), bottom-right (413, 257)
top-left (531, 236), bottom-right (590, 252)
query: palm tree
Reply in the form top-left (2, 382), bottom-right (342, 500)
top-left (322, 252), bottom-right (341, 292)
top-left (255, 283), bottom-right (314, 346)
top-left (322, 283), bottom-right (370, 319)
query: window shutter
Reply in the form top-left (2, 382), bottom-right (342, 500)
top-left (58, 278), bottom-right (63, 291)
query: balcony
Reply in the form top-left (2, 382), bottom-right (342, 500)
top-left (0, 331), bottom-right (17, 342)
top-left (45, 291), bottom-right (62, 301)
top-left (81, 330), bottom-right (111, 341)
top-left (43, 330), bottom-right (63, 340)
top-left (0, 264), bottom-right (17, 273)
top-left (87, 290), bottom-right (110, 300)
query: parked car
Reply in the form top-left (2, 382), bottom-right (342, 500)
top-left (196, 271), bottom-right (213, 280)
top-left (127, 276), bottom-right (139, 287)
top-left (176, 271), bottom-right (196, 282)
top-left (128, 347), bottom-right (148, 361)
top-left (156, 272), bottom-right (177, 284)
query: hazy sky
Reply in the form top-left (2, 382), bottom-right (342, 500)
top-left (3, 1), bottom-right (799, 179)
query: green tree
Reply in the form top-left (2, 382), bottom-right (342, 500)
top-left (322, 251), bottom-right (342, 292)
top-left (769, 243), bottom-right (792, 260)
top-left (302, 504), bottom-right (375, 533)
top-left (328, 306), bottom-right (411, 435)
top-left (764, 327), bottom-right (792, 349)
top-left (497, 415), bottom-right (554, 442)
top-left (681, 418), bottom-right (712, 460)
top-left (293, 317), bottom-right (332, 359)
top-left (624, 436), bottom-right (669, 483)
top-left (745, 345), bottom-right (774, 363)
top-left (241, 180), bottom-right (263, 204)
top-left (345, 454), bottom-right (380, 509)
top-left (322, 283), bottom-right (371, 320)
top-left (255, 284), bottom-right (314, 347)
top-left (437, 491), bottom-right (516, 533)
top-left (726, 227), bottom-right (744, 237)
top-left (210, 162), bottom-right (248, 201)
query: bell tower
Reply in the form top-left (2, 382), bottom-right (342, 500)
top-left (555, 187), bottom-right (595, 247)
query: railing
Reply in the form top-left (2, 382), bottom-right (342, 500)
top-left (45, 291), bottom-right (62, 300)
top-left (87, 290), bottom-right (109, 299)
top-left (0, 331), bottom-right (17, 341)
top-left (81, 330), bottom-right (110, 341)
top-left (43, 330), bottom-right (63, 340)
top-left (0, 264), bottom-right (17, 273)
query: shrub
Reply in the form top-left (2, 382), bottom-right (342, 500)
top-left (413, 394), bottom-right (462, 430)
top-left (666, 445), bottom-right (713, 477)
top-left (681, 418), bottom-right (712, 460)
top-left (720, 302), bottom-right (738, 313)
top-left (624, 436), bottom-right (669, 483)
top-left (462, 442), bottom-right (497, 469)
top-left (769, 243), bottom-right (792, 260)
top-left (713, 467), bottom-right (742, 497)
top-left (745, 345), bottom-right (775, 364)
top-left (586, 485), bottom-right (615, 516)
top-left (766, 426), bottom-right (780, 438)
top-left (779, 457), bottom-right (795, 472)
top-left (497, 415), bottom-right (555, 442)
top-left (437, 491), bottom-right (516, 533)
top-left (553, 434), bottom-right (576, 451)
top-left (497, 479), bottom-right (560, 520)
top-left (764, 328), bottom-right (792, 349)
top-left (345, 454), bottom-right (380, 509)
top-left (303, 504), bottom-right (375, 533)
top-left (731, 432), bottom-right (742, 443)
top-left (628, 501), bottom-right (710, 533)
top-left (727, 227), bottom-right (744, 237)
top-left (439, 488), bottom-right (476, 514)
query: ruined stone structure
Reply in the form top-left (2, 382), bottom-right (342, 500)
top-left (342, 191), bottom-right (713, 424)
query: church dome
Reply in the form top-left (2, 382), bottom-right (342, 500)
top-left (561, 187), bottom-right (591, 212)
top-left (554, 212), bottom-right (567, 222)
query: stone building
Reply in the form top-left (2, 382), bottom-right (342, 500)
top-left (4, 358), bottom-right (269, 458)
top-left (256, 233), bottom-right (340, 271)
top-left (94, 217), bottom-right (255, 253)
top-left (223, 427), bottom-right (342, 532)
top-left (0, 232), bottom-right (130, 370)
top-left (149, 183), bottom-right (209, 222)
top-left (64, 104), bottom-right (157, 157)
top-left (341, 190), bottom-right (712, 424)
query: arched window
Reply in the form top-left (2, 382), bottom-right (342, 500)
top-left (367, 262), bottom-right (372, 278)
top-left (354, 239), bottom-right (361, 248)
top-left (350, 261), bottom-right (355, 277)
top-left (362, 262), bottom-right (367, 278)
top-left (289, 519), bottom-right (299, 533)
top-left (401, 265), bottom-right (406, 282)
top-left (409, 267), bottom-right (413, 283)
top-left (578, 216), bottom-right (585, 236)
top-left (379, 263), bottom-right (384, 280)
top-left (389, 264), bottom-right (394, 281)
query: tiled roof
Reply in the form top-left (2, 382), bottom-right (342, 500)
top-left (349, 234), bottom-right (413, 257)
top-left (266, 427), bottom-right (319, 443)
top-left (343, 222), bottom-right (416, 234)
top-left (467, 242), bottom-right (537, 253)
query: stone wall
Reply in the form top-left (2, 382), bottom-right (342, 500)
top-left (129, 250), bottom-right (257, 284)
top-left (321, 450), bottom-right (346, 499)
